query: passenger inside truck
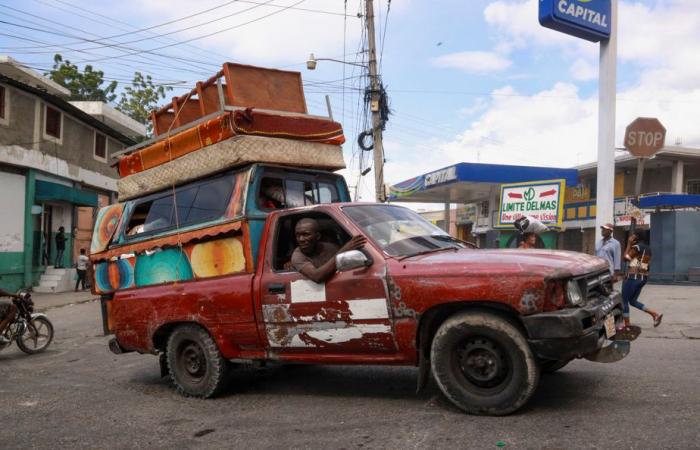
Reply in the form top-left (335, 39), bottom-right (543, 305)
top-left (273, 213), bottom-right (350, 271)
top-left (258, 176), bottom-right (340, 211)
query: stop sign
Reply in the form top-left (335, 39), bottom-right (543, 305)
top-left (624, 117), bottom-right (666, 158)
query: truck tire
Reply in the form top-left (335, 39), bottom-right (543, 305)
top-left (166, 324), bottom-right (229, 398)
top-left (430, 311), bottom-right (540, 415)
top-left (539, 359), bottom-right (572, 373)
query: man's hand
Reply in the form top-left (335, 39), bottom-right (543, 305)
top-left (339, 235), bottom-right (367, 253)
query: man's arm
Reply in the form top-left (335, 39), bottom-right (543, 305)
top-left (297, 236), bottom-right (367, 284)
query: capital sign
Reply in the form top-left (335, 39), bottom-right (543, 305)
top-left (539, 0), bottom-right (612, 42)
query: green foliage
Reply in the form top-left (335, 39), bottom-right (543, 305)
top-left (47, 54), bottom-right (118, 103)
top-left (117, 72), bottom-right (172, 136)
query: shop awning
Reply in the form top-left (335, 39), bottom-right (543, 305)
top-left (638, 193), bottom-right (700, 209)
top-left (388, 162), bottom-right (579, 203)
top-left (35, 180), bottom-right (98, 207)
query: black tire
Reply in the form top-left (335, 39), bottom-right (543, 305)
top-left (17, 316), bottom-right (54, 354)
top-left (539, 359), bottom-right (572, 373)
top-left (430, 311), bottom-right (540, 416)
top-left (166, 324), bottom-right (229, 398)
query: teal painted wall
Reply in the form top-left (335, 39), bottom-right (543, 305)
top-left (0, 252), bottom-right (42, 291)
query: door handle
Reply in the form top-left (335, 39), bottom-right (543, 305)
top-left (267, 283), bottom-right (285, 294)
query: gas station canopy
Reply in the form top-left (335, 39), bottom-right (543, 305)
top-left (388, 162), bottom-right (579, 204)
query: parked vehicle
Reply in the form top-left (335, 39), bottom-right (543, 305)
top-left (0, 290), bottom-right (54, 355)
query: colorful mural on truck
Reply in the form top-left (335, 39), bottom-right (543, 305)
top-left (93, 234), bottom-right (246, 294)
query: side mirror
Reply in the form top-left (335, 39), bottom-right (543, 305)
top-left (336, 250), bottom-right (371, 272)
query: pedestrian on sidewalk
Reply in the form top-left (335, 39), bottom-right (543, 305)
top-left (75, 248), bottom-right (89, 291)
top-left (621, 230), bottom-right (663, 329)
top-left (55, 226), bottom-right (66, 268)
top-left (595, 223), bottom-right (621, 281)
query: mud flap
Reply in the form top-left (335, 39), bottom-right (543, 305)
top-left (583, 340), bottom-right (631, 363)
top-left (416, 348), bottom-right (430, 393)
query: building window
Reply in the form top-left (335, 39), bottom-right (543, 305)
top-left (688, 179), bottom-right (700, 195)
top-left (480, 201), bottom-right (489, 217)
top-left (0, 85), bottom-right (8, 126)
top-left (44, 105), bottom-right (62, 141)
top-left (94, 132), bottom-right (107, 162)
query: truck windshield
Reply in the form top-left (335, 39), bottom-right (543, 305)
top-left (343, 205), bottom-right (466, 258)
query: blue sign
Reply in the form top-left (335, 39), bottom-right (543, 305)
top-left (539, 0), bottom-right (611, 42)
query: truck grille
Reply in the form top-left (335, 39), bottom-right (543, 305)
top-left (578, 270), bottom-right (613, 301)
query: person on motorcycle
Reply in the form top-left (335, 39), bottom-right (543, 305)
top-left (0, 288), bottom-right (19, 345)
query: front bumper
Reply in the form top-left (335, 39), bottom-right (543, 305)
top-left (521, 292), bottom-right (624, 361)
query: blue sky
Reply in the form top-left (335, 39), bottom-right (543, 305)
top-left (1, 0), bottom-right (699, 202)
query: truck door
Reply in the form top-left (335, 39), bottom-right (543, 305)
top-left (258, 210), bottom-right (396, 357)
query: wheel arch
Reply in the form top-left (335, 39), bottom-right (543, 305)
top-left (417, 301), bottom-right (527, 360)
top-left (152, 320), bottom-right (209, 352)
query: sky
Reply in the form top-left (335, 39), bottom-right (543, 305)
top-left (1, 0), bottom-right (699, 207)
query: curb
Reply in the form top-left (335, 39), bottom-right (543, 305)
top-left (36, 297), bottom-right (99, 313)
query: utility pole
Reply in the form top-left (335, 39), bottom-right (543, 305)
top-left (365, 0), bottom-right (386, 202)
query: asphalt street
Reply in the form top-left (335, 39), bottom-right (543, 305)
top-left (1, 291), bottom-right (699, 450)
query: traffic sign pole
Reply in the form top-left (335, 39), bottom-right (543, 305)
top-left (595, 0), bottom-right (618, 234)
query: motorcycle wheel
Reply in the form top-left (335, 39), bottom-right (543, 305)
top-left (17, 316), bottom-right (54, 354)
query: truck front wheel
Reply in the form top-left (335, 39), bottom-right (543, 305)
top-left (166, 324), bottom-right (229, 398)
top-left (430, 311), bottom-right (539, 415)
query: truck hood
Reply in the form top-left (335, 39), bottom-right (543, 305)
top-left (399, 248), bottom-right (608, 279)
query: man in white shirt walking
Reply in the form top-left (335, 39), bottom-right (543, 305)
top-left (595, 223), bottom-right (621, 281)
top-left (75, 248), bottom-right (90, 291)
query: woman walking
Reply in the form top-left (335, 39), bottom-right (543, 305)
top-left (621, 231), bottom-right (663, 329)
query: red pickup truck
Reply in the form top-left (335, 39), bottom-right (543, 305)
top-left (96, 194), bottom-right (627, 415)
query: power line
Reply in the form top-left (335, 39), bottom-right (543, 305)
top-left (6, 1), bottom-right (278, 54)
top-left (68, 0), bottom-right (306, 65)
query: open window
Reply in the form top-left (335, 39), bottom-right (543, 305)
top-left (258, 176), bottom-right (340, 211)
top-left (125, 172), bottom-right (237, 238)
top-left (272, 212), bottom-right (350, 271)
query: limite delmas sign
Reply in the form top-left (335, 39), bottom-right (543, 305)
top-left (497, 179), bottom-right (566, 228)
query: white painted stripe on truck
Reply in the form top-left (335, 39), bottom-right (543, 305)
top-left (346, 298), bottom-right (389, 320)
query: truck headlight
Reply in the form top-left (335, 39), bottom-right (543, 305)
top-left (566, 280), bottom-right (584, 306)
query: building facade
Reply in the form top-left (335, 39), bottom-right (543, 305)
top-left (417, 146), bottom-right (700, 253)
top-left (0, 57), bottom-right (145, 291)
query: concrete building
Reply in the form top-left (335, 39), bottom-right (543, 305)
top-left (0, 57), bottom-right (145, 292)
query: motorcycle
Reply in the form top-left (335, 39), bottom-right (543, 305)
top-left (0, 290), bottom-right (54, 354)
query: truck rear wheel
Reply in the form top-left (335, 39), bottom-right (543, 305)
top-left (166, 324), bottom-right (229, 398)
top-left (430, 311), bottom-right (539, 415)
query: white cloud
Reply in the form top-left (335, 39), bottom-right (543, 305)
top-left (569, 58), bottom-right (597, 81)
top-left (111, 0), bottom-right (364, 66)
top-left (432, 51), bottom-right (512, 74)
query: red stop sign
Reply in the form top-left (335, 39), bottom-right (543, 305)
top-left (624, 117), bottom-right (666, 158)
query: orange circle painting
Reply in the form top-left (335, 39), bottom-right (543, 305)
top-left (91, 204), bottom-right (124, 253)
top-left (189, 237), bottom-right (245, 278)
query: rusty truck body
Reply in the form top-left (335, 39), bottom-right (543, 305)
top-left (91, 63), bottom-right (629, 415)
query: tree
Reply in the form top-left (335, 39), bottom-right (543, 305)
top-left (117, 72), bottom-right (172, 136)
top-left (47, 54), bottom-right (118, 103)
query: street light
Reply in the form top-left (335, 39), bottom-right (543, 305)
top-left (306, 53), bottom-right (367, 71)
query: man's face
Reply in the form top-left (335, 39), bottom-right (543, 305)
top-left (601, 228), bottom-right (612, 239)
top-left (295, 222), bottom-right (320, 254)
top-left (526, 234), bottom-right (537, 246)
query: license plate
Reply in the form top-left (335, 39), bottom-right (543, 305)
top-left (604, 314), bottom-right (616, 339)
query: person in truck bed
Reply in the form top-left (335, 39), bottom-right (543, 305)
top-left (291, 217), bottom-right (366, 283)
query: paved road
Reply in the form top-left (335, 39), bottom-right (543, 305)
top-left (1, 294), bottom-right (699, 450)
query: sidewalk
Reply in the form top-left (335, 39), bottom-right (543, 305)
top-left (627, 284), bottom-right (700, 339)
top-left (31, 290), bottom-right (98, 312)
